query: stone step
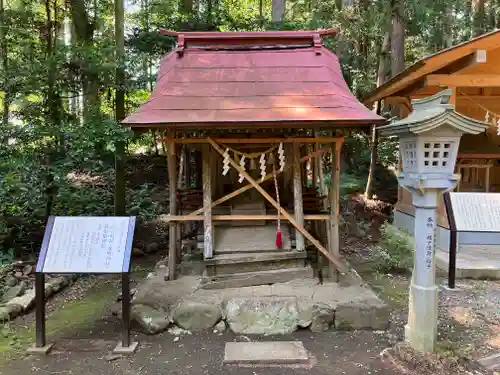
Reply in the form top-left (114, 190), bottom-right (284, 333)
top-left (200, 266), bottom-right (314, 289)
top-left (205, 251), bottom-right (307, 276)
top-left (216, 247), bottom-right (290, 255)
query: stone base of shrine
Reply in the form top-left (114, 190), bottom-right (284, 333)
top-left (128, 274), bottom-right (390, 335)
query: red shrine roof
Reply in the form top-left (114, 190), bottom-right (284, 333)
top-left (123, 29), bottom-right (385, 128)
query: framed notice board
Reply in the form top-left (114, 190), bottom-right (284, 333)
top-left (443, 192), bottom-right (500, 288)
top-left (30, 216), bottom-right (137, 355)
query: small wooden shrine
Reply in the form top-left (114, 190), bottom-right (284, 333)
top-left (123, 29), bottom-right (385, 285)
top-left (364, 29), bottom-right (500, 234)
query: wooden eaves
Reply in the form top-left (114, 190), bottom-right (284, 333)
top-left (363, 29), bottom-right (500, 107)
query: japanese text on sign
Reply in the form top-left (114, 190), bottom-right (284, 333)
top-left (425, 216), bottom-right (435, 270)
top-left (40, 217), bottom-right (133, 273)
top-left (449, 193), bottom-right (500, 232)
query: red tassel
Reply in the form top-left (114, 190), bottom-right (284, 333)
top-left (276, 231), bottom-right (283, 248)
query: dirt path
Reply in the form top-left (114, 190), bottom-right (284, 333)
top-left (3, 248), bottom-right (500, 375)
top-left (0, 263), bottom-right (406, 375)
top-left (4, 329), bottom-right (401, 375)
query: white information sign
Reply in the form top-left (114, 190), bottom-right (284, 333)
top-left (38, 216), bottom-right (135, 273)
top-left (448, 192), bottom-right (500, 232)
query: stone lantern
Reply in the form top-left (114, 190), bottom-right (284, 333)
top-left (378, 89), bottom-right (488, 353)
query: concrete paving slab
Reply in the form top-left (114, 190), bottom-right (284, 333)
top-left (477, 352), bottom-right (500, 370)
top-left (26, 343), bottom-right (54, 355)
top-left (436, 246), bottom-right (500, 279)
top-left (112, 341), bottom-right (139, 355)
top-left (223, 341), bottom-right (309, 365)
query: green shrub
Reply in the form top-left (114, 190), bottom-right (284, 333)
top-left (371, 223), bottom-right (415, 273)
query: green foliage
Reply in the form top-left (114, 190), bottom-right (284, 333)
top-left (371, 223), bottom-right (415, 274)
top-left (1, 0), bottom-right (499, 261)
top-left (323, 171), bottom-right (366, 197)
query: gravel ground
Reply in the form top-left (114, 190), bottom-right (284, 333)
top-left (2, 247), bottom-right (500, 375)
top-left (3, 330), bottom-right (404, 375)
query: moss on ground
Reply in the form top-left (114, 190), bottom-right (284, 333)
top-left (0, 278), bottom-right (119, 359)
top-left (363, 272), bottom-right (409, 310)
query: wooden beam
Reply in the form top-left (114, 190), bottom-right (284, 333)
top-left (293, 143), bottom-right (305, 251)
top-left (174, 145), bottom-right (331, 223)
top-left (412, 95), bottom-right (500, 101)
top-left (202, 144), bottom-right (213, 259)
top-left (207, 137), bottom-right (349, 275)
top-left (457, 164), bottom-right (493, 168)
top-left (426, 74), bottom-right (500, 88)
top-left (328, 141), bottom-right (342, 279)
top-left (160, 137), bottom-right (345, 144)
top-left (459, 50), bottom-right (487, 71)
top-left (384, 96), bottom-right (412, 112)
top-left (434, 50), bottom-right (487, 75)
top-left (159, 214), bottom-right (330, 222)
top-left (167, 128), bottom-right (177, 280)
top-left (458, 153), bottom-right (500, 159)
top-left (394, 78), bottom-right (426, 97)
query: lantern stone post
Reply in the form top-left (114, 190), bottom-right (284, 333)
top-left (379, 89), bottom-right (488, 353)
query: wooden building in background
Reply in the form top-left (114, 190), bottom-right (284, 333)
top-left (364, 29), bottom-right (500, 251)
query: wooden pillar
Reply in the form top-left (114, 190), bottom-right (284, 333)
top-left (449, 87), bottom-right (457, 106)
top-left (211, 148), bottom-right (219, 199)
top-left (328, 141), bottom-right (341, 278)
top-left (315, 142), bottom-right (330, 274)
top-left (293, 143), bottom-right (305, 251)
top-left (486, 163), bottom-right (491, 192)
top-left (202, 144), bottom-right (213, 259)
top-left (398, 150), bottom-right (403, 202)
top-left (194, 148), bottom-right (202, 188)
top-left (312, 143), bottom-right (318, 191)
top-left (167, 128), bottom-right (177, 280)
top-left (283, 144), bottom-right (293, 204)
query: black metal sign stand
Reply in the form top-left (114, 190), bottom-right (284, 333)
top-left (27, 216), bottom-right (138, 355)
top-left (443, 192), bottom-right (458, 289)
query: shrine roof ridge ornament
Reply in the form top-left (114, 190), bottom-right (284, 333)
top-left (378, 89), bottom-right (489, 137)
top-left (159, 29), bottom-right (340, 57)
top-left (159, 29), bottom-right (340, 44)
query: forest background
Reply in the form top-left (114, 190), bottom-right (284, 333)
top-left (0, 0), bottom-right (496, 261)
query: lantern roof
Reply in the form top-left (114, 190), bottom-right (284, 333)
top-left (378, 89), bottom-right (489, 137)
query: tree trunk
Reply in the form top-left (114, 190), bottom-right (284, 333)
top-left (114, 0), bottom-right (126, 216)
top-left (377, 29), bottom-right (391, 87)
top-left (69, 0), bottom-right (100, 123)
top-left (496, 0), bottom-right (500, 28)
top-left (472, 0), bottom-right (486, 37)
top-left (444, 4), bottom-right (454, 48)
top-left (141, 0), bottom-right (152, 91)
top-left (179, 0), bottom-right (193, 13)
top-left (0, 0), bottom-right (9, 131)
top-left (272, 0), bottom-right (285, 22)
top-left (390, 0), bottom-right (405, 78)
top-left (335, 0), bottom-right (356, 58)
top-left (44, 0), bottom-right (62, 220)
top-left (364, 26), bottom-right (390, 199)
